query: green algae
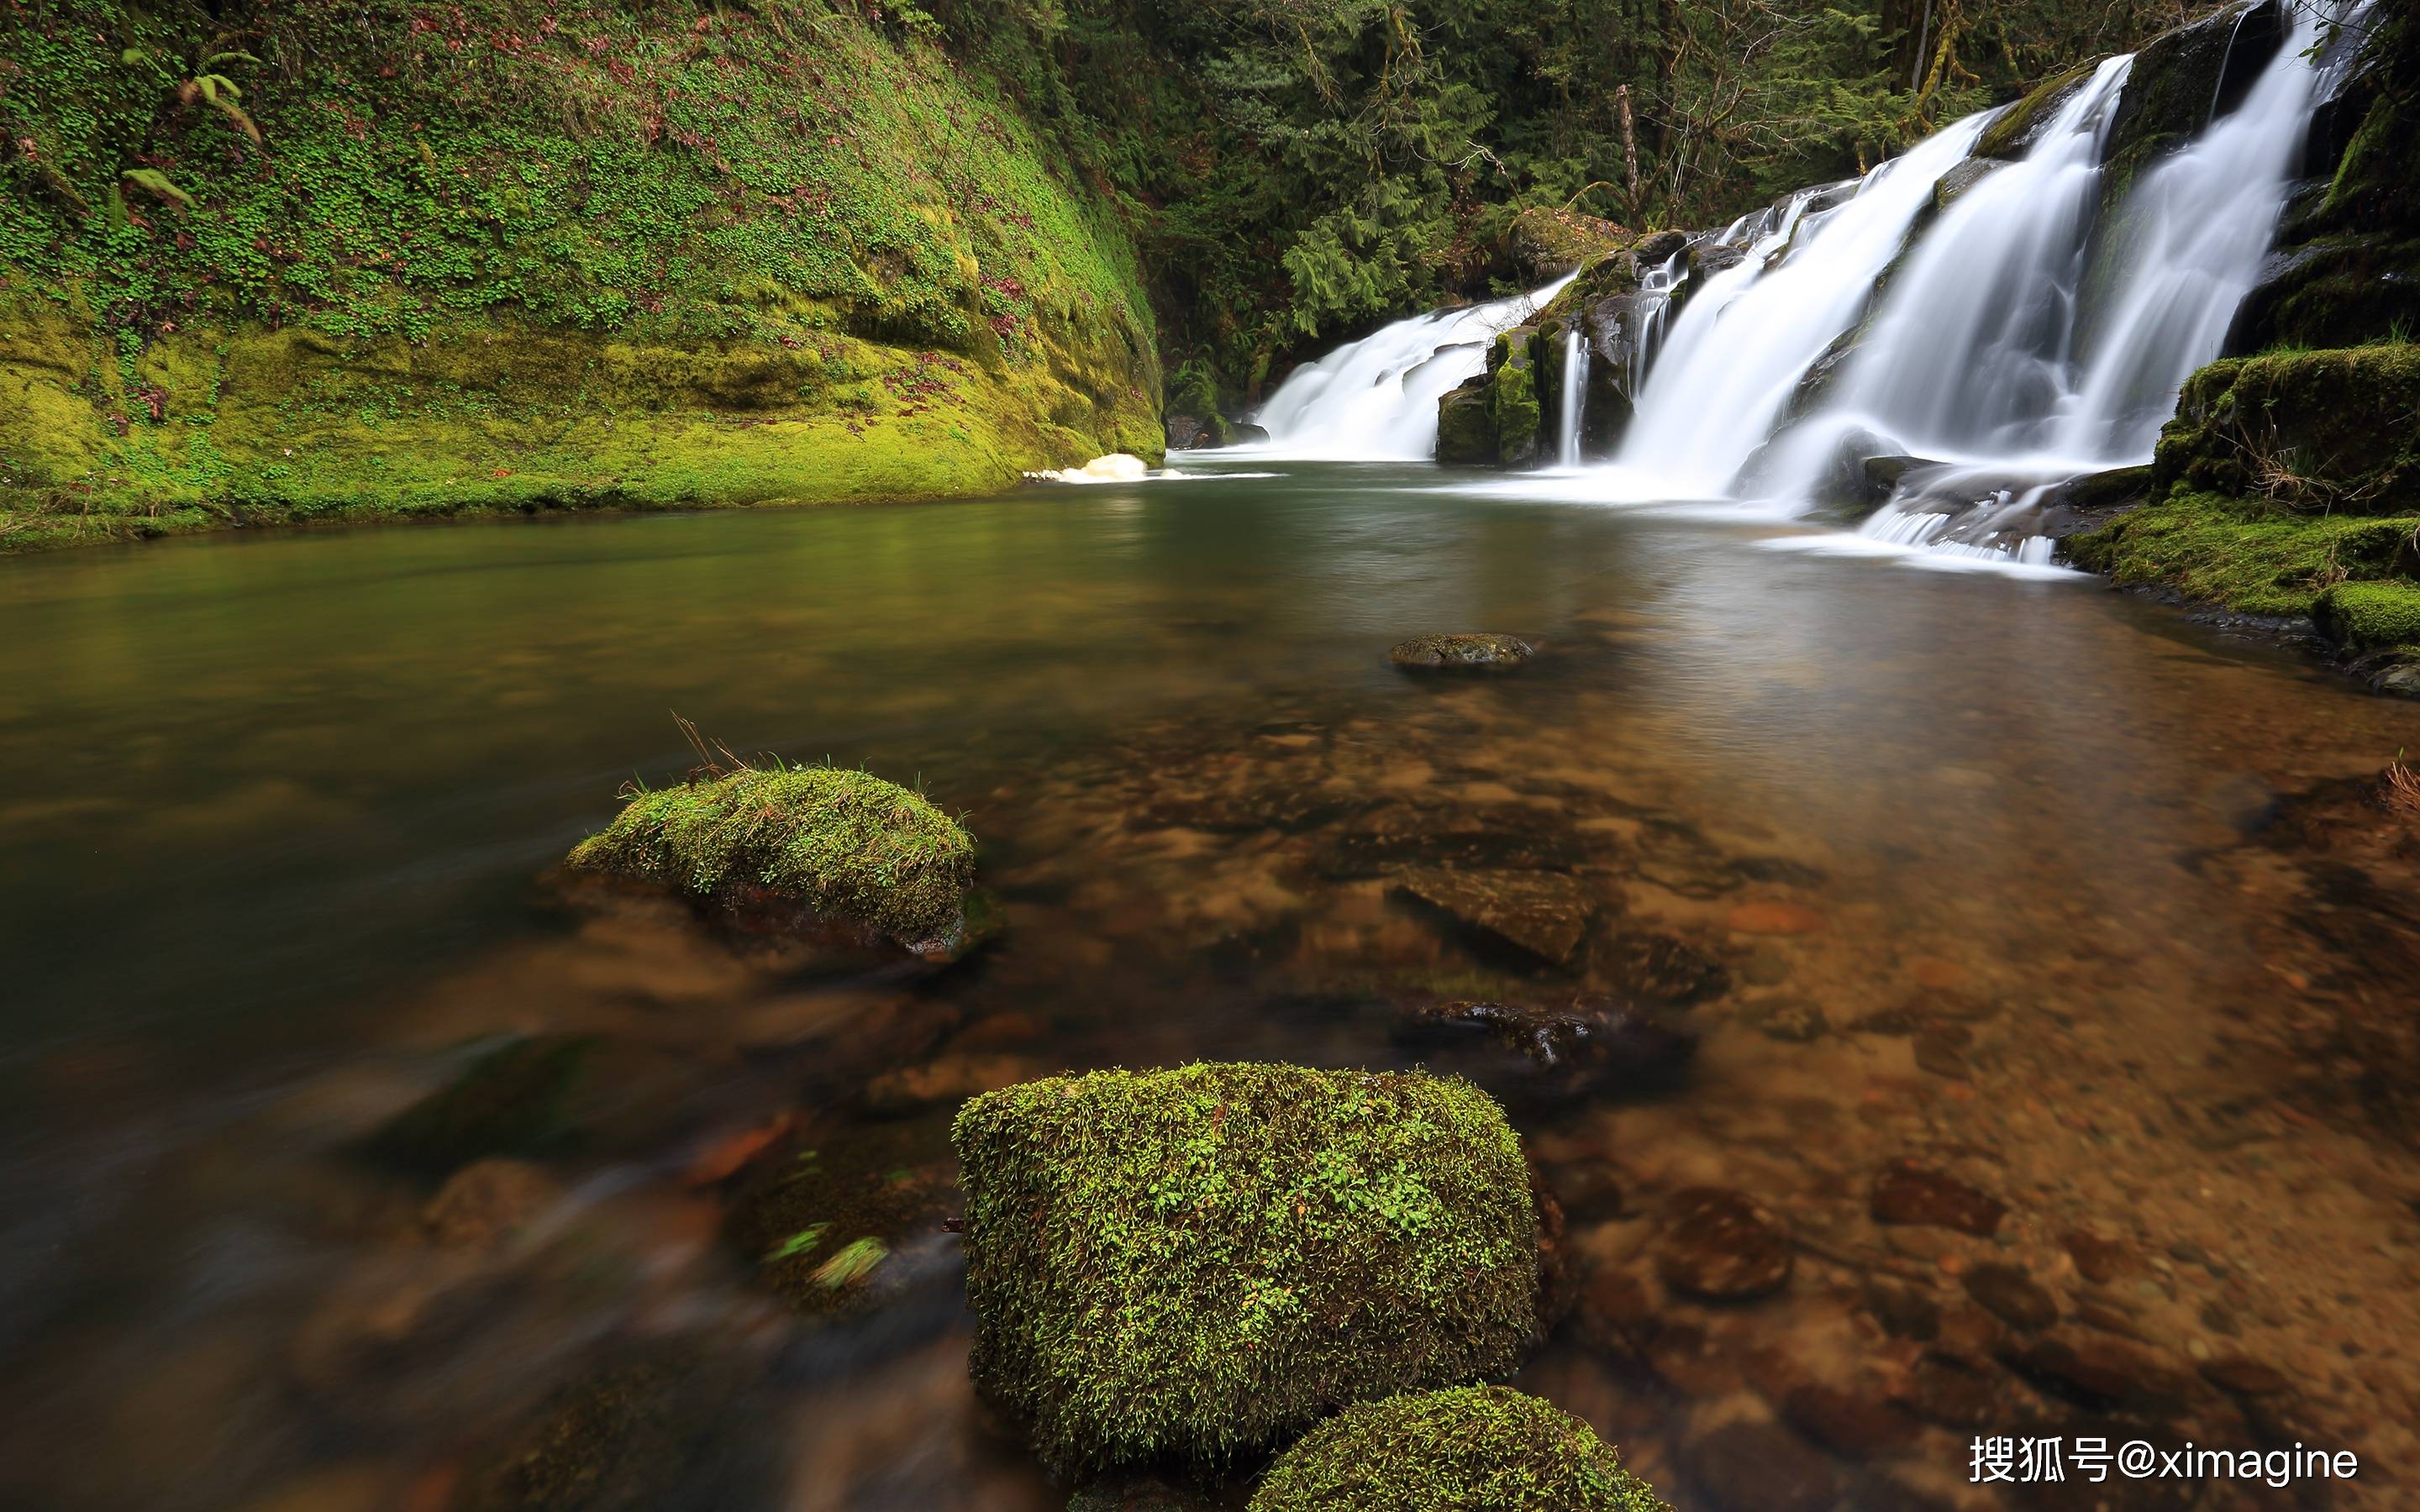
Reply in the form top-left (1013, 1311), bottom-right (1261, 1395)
top-left (951, 1062), bottom-right (1538, 1478)
top-left (1246, 1386), bottom-right (1670, 1512)
top-left (566, 764), bottom-right (976, 951)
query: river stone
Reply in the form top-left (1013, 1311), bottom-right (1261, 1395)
top-left (1964, 1263), bottom-right (2059, 1331)
top-left (1388, 632), bottom-right (1535, 670)
top-left (1895, 1352), bottom-right (2004, 1429)
top-left (1593, 931), bottom-right (1731, 1005)
top-left (1870, 1162), bottom-right (2006, 1237)
top-left (1778, 1383), bottom-right (1923, 1457)
top-left (1655, 1186), bottom-right (1792, 1301)
top-left (1392, 868), bottom-right (1593, 966)
top-left (1997, 1336), bottom-right (2201, 1414)
top-left (1393, 997), bottom-right (1697, 1103)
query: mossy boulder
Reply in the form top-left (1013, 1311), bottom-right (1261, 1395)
top-left (566, 764), bottom-right (978, 957)
top-left (1436, 376), bottom-right (1501, 465)
top-left (1497, 206), bottom-right (1632, 283)
top-left (952, 1063), bottom-right (1539, 1476)
top-left (1245, 1386), bottom-right (1670, 1512)
top-left (2317, 580), bottom-right (2420, 652)
top-left (1490, 328), bottom-right (1544, 468)
top-left (2065, 487), bottom-right (2420, 622)
top-left (2150, 344), bottom-right (2420, 515)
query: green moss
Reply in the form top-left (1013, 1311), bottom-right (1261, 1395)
top-left (0, 0), bottom-right (1160, 553)
top-left (1436, 377), bottom-right (1498, 466)
top-left (1974, 56), bottom-right (2106, 160)
top-left (368, 1036), bottom-right (599, 1177)
top-left (952, 1062), bottom-right (1539, 1478)
top-left (2317, 580), bottom-right (2420, 651)
top-left (2150, 344), bottom-right (2420, 513)
top-left (1246, 1386), bottom-right (1670, 1512)
top-left (1490, 331), bottom-right (1542, 468)
top-left (2065, 487), bottom-right (2420, 619)
top-left (566, 764), bottom-right (976, 950)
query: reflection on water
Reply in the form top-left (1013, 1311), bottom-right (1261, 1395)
top-left (3, 464), bottom-right (2418, 1509)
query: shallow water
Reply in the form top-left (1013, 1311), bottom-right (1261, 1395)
top-left (3, 463), bottom-right (2418, 1510)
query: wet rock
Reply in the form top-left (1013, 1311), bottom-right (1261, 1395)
top-left (1742, 998), bottom-right (1829, 1042)
top-left (1724, 900), bottom-right (1825, 936)
top-left (1544, 1160), bottom-right (1625, 1222)
top-left (1655, 1186), bottom-right (1793, 1301)
top-left (1865, 1280), bottom-right (1942, 1341)
top-left (1435, 375), bottom-right (1499, 465)
top-left (2061, 1229), bottom-right (2139, 1284)
top-left (1779, 1383), bottom-right (1924, 1457)
top-left (1681, 1420), bottom-right (1844, 1512)
top-left (1997, 1336), bottom-right (2201, 1415)
top-left (450, 1348), bottom-right (763, 1512)
top-left (1392, 868), bottom-right (1595, 968)
top-left (1932, 157), bottom-right (2002, 213)
top-left (422, 1159), bottom-right (563, 1249)
top-left (2201, 1357), bottom-right (2291, 1397)
top-left (1592, 931), bottom-right (1731, 1005)
top-left (1393, 997), bottom-right (1697, 1103)
top-left (1870, 1162), bottom-right (2006, 1237)
top-left (1386, 632), bottom-right (1535, 671)
top-left (1317, 801), bottom-right (1607, 878)
top-left (1895, 1351), bottom-right (2004, 1430)
top-left (1963, 1263), bottom-right (2059, 1331)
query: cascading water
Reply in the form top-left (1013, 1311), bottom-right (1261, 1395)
top-left (1599, 118), bottom-right (1989, 498)
top-left (1246, 0), bottom-right (2356, 571)
top-left (1247, 275), bottom-right (1575, 459)
top-left (1555, 327), bottom-right (1590, 469)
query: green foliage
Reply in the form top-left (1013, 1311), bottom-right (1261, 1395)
top-left (1247, 1386), bottom-right (1671, 1512)
top-left (566, 762), bottom-right (977, 948)
top-left (952, 1062), bottom-right (1538, 1478)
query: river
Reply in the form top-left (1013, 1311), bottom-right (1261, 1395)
top-left (3, 465), bottom-right (2417, 1509)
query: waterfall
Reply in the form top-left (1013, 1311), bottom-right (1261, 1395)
top-left (1555, 327), bottom-right (1590, 469)
top-left (1599, 118), bottom-right (1989, 498)
top-left (1248, 275), bottom-right (1576, 459)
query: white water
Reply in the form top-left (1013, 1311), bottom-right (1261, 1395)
top-left (1555, 327), bottom-right (1590, 469)
top-left (1247, 275), bottom-right (1575, 459)
top-left (1255, 1), bottom-right (2350, 570)
top-left (1600, 118), bottom-right (1987, 498)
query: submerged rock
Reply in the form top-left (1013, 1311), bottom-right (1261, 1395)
top-left (366, 1036), bottom-right (598, 1178)
top-left (1870, 1161), bottom-right (2007, 1237)
top-left (1655, 1186), bottom-right (1793, 1301)
top-left (724, 1118), bottom-right (960, 1318)
top-left (566, 763), bottom-right (979, 958)
top-left (1392, 867), bottom-right (1594, 967)
top-left (953, 1063), bottom-right (1538, 1475)
top-left (1392, 996), bottom-right (1697, 1104)
top-left (1387, 632), bottom-right (1535, 670)
top-left (1248, 1386), bottom-right (1670, 1511)
top-left (450, 1347), bottom-right (765, 1512)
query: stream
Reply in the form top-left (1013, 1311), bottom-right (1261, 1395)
top-left (3, 467), bottom-right (2419, 1509)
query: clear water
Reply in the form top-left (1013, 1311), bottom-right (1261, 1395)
top-left (4, 471), bottom-right (2419, 1509)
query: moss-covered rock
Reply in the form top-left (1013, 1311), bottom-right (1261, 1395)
top-left (566, 764), bottom-right (977, 956)
top-left (2317, 580), bottom-right (2420, 652)
top-left (2065, 487), bottom-right (2420, 621)
top-left (1436, 375), bottom-right (1501, 465)
top-left (1245, 1386), bottom-right (1670, 1512)
top-left (1974, 56), bottom-right (2107, 161)
top-left (953, 1063), bottom-right (1539, 1477)
top-left (1497, 207), bottom-right (1632, 283)
top-left (2150, 344), bottom-right (2420, 514)
top-left (724, 1117), bottom-right (959, 1317)
top-left (1388, 633), bottom-right (1535, 670)
top-left (1490, 328), bottom-right (1544, 468)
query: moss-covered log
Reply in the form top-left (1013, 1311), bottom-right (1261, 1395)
top-left (952, 1063), bottom-right (1539, 1477)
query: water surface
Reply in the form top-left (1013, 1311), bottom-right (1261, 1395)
top-left (4, 464), bottom-right (2418, 1509)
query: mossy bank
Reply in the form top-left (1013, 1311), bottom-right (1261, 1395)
top-left (0, 0), bottom-right (1160, 553)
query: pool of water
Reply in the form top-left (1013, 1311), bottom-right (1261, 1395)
top-left (3, 463), bottom-right (2417, 1509)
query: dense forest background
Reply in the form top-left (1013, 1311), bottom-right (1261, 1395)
top-left (939, 0), bottom-right (2224, 402)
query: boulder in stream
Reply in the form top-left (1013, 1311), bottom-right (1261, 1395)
top-left (566, 762), bottom-right (980, 960)
top-left (1387, 632), bottom-right (1535, 670)
top-left (953, 1063), bottom-right (1537, 1476)
top-left (1247, 1385), bottom-right (1670, 1512)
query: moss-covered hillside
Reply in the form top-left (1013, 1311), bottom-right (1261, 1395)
top-left (0, 0), bottom-right (1161, 551)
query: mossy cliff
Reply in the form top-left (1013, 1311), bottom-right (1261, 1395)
top-left (951, 1062), bottom-right (1538, 1477)
top-left (0, 0), bottom-right (1160, 553)
top-left (2067, 12), bottom-right (2420, 681)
